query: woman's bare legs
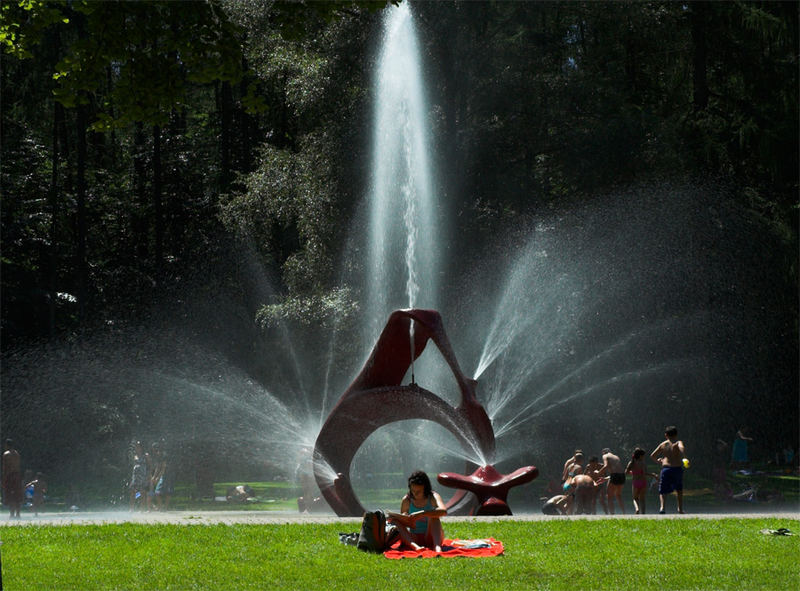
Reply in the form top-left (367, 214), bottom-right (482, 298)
top-left (632, 487), bottom-right (646, 514)
top-left (426, 518), bottom-right (444, 553)
top-left (395, 525), bottom-right (424, 551)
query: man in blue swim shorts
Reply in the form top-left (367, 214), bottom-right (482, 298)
top-left (651, 426), bottom-right (686, 514)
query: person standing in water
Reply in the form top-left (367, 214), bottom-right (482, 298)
top-left (626, 448), bottom-right (657, 514)
top-left (651, 426), bottom-right (687, 514)
top-left (585, 455), bottom-right (608, 514)
top-left (2, 439), bottom-right (23, 519)
top-left (600, 448), bottom-right (626, 515)
top-left (566, 473), bottom-right (599, 515)
top-left (731, 427), bottom-right (753, 468)
top-left (25, 472), bottom-right (47, 516)
top-left (390, 470), bottom-right (447, 552)
top-left (129, 441), bottom-right (148, 511)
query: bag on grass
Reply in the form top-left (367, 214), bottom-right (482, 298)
top-left (339, 532), bottom-right (359, 546)
top-left (357, 509), bottom-right (395, 553)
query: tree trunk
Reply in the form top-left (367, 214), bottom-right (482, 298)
top-left (133, 122), bottom-right (149, 261)
top-left (75, 101), bottom-right (89, 324)
top-left (153, 124), bottom-right (163, 275)
top-left (238, 57), bottom-right (256, 173)
top-left (48, 101), bottom-right (64, 336)
top-left (168, 107), bottom-right (186, 257)
top-left (219, 80), bottom-right (233, 191)
top-left (691, 2), bottom-right (709, 111)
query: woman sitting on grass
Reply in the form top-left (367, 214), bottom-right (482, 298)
top-left (389, 471), bottom-right (447, 552)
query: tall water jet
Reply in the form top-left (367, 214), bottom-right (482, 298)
top-left (366, 2), bottom-right (439, 336)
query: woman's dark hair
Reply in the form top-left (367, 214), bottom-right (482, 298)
top-left (408, 470), bottom-right (432, 498)
top-left (632, 447), bottom-right (645, 460)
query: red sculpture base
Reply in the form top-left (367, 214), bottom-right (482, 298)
top-left (438, 464), bottom-right (539, 516)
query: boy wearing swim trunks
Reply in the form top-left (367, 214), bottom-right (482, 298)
top-left (600, 448), bottom-right (626, 515)
top-left (651, 426), bottom-right (686, 514)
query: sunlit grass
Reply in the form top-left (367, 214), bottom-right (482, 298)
top-left (1, 518), bottom-right (797, 590)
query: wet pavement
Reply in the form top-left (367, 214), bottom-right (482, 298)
top-left (1, 509), bottom-right (797, 526)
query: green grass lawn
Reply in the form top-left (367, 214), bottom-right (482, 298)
top-left (1, 518), bottom-right (798, 590)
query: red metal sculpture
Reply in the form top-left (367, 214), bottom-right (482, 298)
top-left (313, 309), bottom-right (537, 516)
top-left (437, 464), bottom-right (539, 516)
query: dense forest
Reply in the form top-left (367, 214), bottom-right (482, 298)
top-left (1, 1), bottom-right (797, 496)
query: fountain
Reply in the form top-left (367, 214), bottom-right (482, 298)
top-left (365, 0), bottom-right (440, 326)
top-left (313, 308), bottom-right (538, 516)
top-left (0, 2), bottom-right (793, 517)
top-left (311, 3), bottom-right (538, 516)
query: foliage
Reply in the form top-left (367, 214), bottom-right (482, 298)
top-left (219, 1), bottom-right (381, 300)
top-left (1, 1), bottom-right (796, 492)
top-left (4, 0), bottom-right (795, 334)
top-left (4, 1), bottom-right (246, 128)
top-left (0, 0), bottom-right (69, 59)
top-left (1, 519), bottom-right (798, 590)
top-left (256, 286), bottom-right (358, 328)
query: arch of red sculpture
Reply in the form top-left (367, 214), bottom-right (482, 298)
top-left (313, 309), bottom-right (537, 516)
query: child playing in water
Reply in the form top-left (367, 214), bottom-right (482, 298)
top-left (388, 471), bottom-right (447, 552)
top-left (585, 455), bottom-right (608, 514)
top-left (625, 448), bottom-right (656, 514)
top-left (25, 472), bottom-right (47, 516)
top-left (650, 426), bottom-right (687, 514)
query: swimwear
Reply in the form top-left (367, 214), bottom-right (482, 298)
top-left (731, 438), bottom-right (748, 463)
top-left (658, 466), bottom-right (683, 495)
top-left (408, 497), bottom-right (434, 534)
top-left (631, 466), bottom-right (647, 490)
top-left (609, 473), bottom-right (626, 486)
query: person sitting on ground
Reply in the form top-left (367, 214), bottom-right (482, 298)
top-left (388, 470), bottom-right (447, 552)
top-left (226, 484), bottom-right (255, 503)
top-left (541, 494), bottom-right (569, 515)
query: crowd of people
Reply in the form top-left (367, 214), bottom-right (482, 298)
top-left (2, 424), bottom-right (794, 520)
top-left (129, 439), bottom-right (174, 511)
top-left (543, 425), bottom-right (687, 515)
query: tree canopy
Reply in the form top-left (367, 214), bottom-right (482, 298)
top-left (1, 0), bottom-right (796, 489)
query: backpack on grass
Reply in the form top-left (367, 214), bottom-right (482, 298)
top-left (356, 509), bottom-right (397, 553)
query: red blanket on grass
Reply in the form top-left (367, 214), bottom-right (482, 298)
top-left (383, 538), bottom-right (504, 559)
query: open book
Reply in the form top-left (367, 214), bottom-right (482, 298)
top-left (385, 511), bottom-right (413, 526)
